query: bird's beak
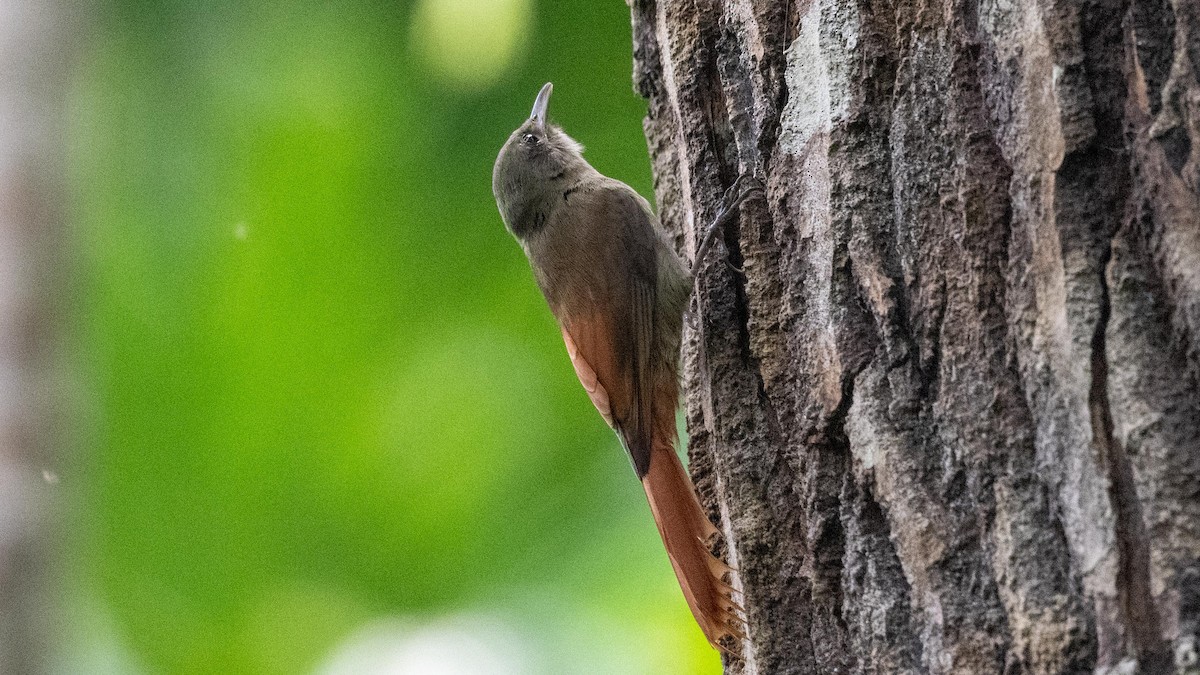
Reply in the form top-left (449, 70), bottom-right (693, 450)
top-left (530, 82), bottom-right (553, 131)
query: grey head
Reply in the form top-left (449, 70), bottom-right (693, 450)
top-left (492, 82), bottom-right (592, 238)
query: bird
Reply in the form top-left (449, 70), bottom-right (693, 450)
top-left (492, 82), bottom-right (745, 651)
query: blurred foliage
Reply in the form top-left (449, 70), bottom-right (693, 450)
top-left (62, 0), bottom-right (719, 673)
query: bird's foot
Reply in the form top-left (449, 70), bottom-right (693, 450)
top-left (691, 175), bottom-right (764, 276)
top-left (686, 175), bottom-right (764, 326)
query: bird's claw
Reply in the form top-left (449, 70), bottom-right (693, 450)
top-left (721, 174), bottom-right (764, 209)
top-left (691, 174), bottom-right (764, 274)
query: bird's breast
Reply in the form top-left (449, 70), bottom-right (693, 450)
top-left (523, 207), bottom-right (612, 316)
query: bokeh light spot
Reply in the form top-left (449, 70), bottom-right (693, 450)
top-left (313, 614), bottom-right (530, 675)
top-left (411, 0), bottom-right (532, 90)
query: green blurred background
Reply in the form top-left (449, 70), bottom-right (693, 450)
top-left (60, 0), bottom-right (718, 672)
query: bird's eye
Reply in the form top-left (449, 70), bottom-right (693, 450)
top-left (522, 133), bottom-right (540, 146)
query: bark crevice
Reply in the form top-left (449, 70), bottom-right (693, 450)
top-left (1091, 240), bottom-right (1171, 671)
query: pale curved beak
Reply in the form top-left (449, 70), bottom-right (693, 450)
top-left (530, 82), bottom-right (553, 130)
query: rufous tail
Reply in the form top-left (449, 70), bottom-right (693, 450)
top-left (641, 441), bottom-right (744, 651)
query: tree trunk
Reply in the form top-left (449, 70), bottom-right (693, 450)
top-left (629, 0), bottom-right (1200, 672)
top-left (0, 1), bottom-right (67, 672)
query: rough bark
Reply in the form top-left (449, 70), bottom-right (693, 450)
top-left (629, 0), bottom-right (1200, 672)
top-left (0, 1), bottom-right (67, 672)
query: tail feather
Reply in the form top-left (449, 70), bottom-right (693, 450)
top-left (641, 441), bottom-right (744, 652)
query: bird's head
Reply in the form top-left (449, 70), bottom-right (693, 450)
top-left (492, 82), bottom-right (589, 236)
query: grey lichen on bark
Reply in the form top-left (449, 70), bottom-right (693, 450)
top-left (628, 0), bottom-right (1200, 672)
